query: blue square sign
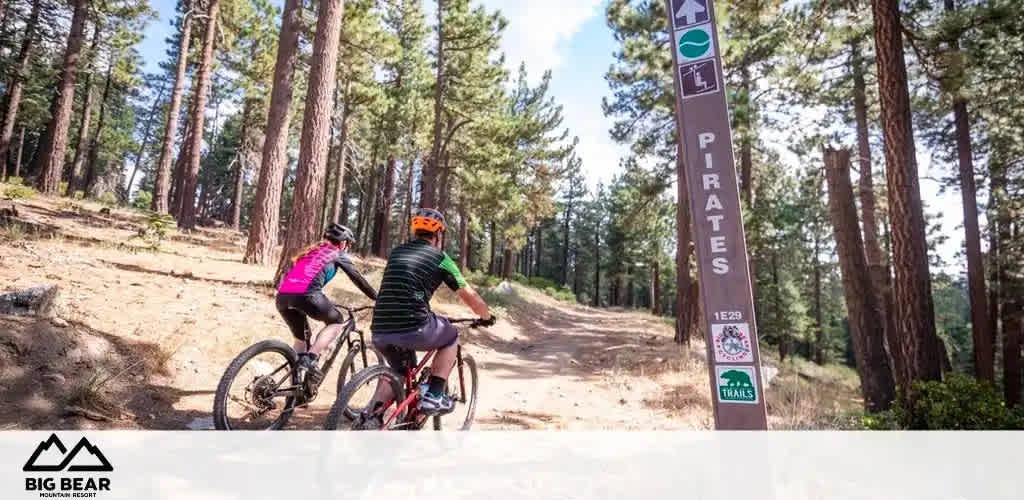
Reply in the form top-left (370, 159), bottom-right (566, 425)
top-left (671, 0), bottom-right (710, 29)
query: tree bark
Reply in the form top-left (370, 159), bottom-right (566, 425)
top-left (83, 61), bottom-right (114, 197)
top-left (12, 127), bottom-right (25, 179)
top-left (871, 0), bottom-right (943, 389)
top-left (274, 0), bottom-right (346, 282)
top-left (674, 142), bottom-right (695, 345)
top-left (178, 0), bottom-right (220, 229)
top-left (651, 260), bottom-right (660, 315)
top-left (169, 118), bottom-right (192, 216)
top-left (593, 226), bottom-right (601, 307)
top-left (812, 230), bottom-right (825, 364)
top-left (35, 0), bottom-right (89, 195)
top-left (851, 38), bottom-right (903, 382)
top-left (993, 161), bottom-right (1020, 406)
top-left (67, 22), bottom-right (102, 196)
top-left (562, 196), bottom-right (573, 286)
top-left (244, 0), bottom-right (302, 264)
top-left (421, 0), bottom-right (445, 208)
top-left (374, 154), bottom-right (397, 257)
top-left (0, 0), bottom-right (42, 182)
top-left (824, 147), bottom-right (896, 411)
top-left (231, 99), bottom-right (255, 229)
top-left (330, 91), bottom-right (351, 224)
top-left (458, 203), bottom-right (469, 269)
top-left (502, 247), bottom-right (514, 279)
top-left (488, 221), bottom-right (496, 275)
top-left (401, 156), bottom-right (415, 236)
top-left (939, 0), bottom-right (994, 383)
top-left (152, 3), bottom-right (193, 213)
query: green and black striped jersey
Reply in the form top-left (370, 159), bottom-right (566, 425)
top-left (370, 239), bottom-right (468, 333)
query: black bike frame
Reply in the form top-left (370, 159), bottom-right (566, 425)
top-left (272, 305), bottom-right (372, 398)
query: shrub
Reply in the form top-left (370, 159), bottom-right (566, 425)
top-left (132, 190), bottom-right (152, 211)
top-left (139, 211), bottom-right (176, 250)
top-left (98, 191), bottom-right (118, 207)
top-left (862, 373), bottom-right (1024, 430)
top-left (465, 270), bottom-right (501, 288)
top-left (72, 190), bottom-right (85, 200)
top-left (59, 181), bottom-right (69, 194)
top-left (527, 276), bottom-right (558, 290)
top-left (6, 176), bottom-right (23, 185)
top-left (3, 184), bottom-right (36, 200)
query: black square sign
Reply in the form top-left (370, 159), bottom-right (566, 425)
top-left (679, 60), bottom-right (719, 98)
top-left (671, 0), bottom-right (710, 29)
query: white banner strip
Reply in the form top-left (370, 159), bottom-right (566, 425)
top-left (1, 431), bottom-right (1018, 500)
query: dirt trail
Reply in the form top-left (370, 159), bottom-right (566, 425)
top-left (1, 195), bottom-right (858, 430)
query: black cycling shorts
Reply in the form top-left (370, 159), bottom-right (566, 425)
top-left (275, 292), bottom-right (344, 342)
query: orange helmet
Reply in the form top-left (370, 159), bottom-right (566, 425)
top-left (411, 208), bottom-right (445, 234)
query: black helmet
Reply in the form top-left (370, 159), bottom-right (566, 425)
top-left (324, 223), bottom-right (355, 244)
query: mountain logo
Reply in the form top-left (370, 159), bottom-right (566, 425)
top-left (23, 434), bottom-right (113, 472)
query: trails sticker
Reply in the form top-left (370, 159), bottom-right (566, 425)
top-left (675, 24), bottom-right (715, 63)
top-left (678, 60), bottom-right (719, 98)
top-left (715, 365), bottom-right (758, 404)
top-left (712, 323), bottom-right (753, 363)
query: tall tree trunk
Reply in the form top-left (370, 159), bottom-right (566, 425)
top-left (488, 221), bottom-right (496, 275)
top-left (824, 147), bottom-right (896, 412)
top-left (401, 156), bottom-right (415, 236)
top-left (12, 127), bottom-right (25, 179)
top-left (651, 260), bottom-right (660, 315)
top-left (152, 3), bottom-right (193, 213)
top-left (179, 0), bottom-right (220, 229)
top-left (851, 38), bottom-right (903, 382)
top-left (940, 0), bottom-right (994, 383)
top-left (330, 91), bottom-right (351, 224)
top-left (374, 154), bottom-right (397, 257)
top-left (458, 203), bottom-right (469, 269)
top-left (813, 231), bottom-right (825, 364)
top-left (421, 0), bottom-right (445, 208)
top-left (593, 227), bottom-right (601, 307)
top-left (275, 0), bottom-right (346, 282)
top-left (244, 0), bottom-right (302, 264)
top-left (0, 0), bottom-right (42, 182)
top-left (562, 198), bottom-right (573, 285)
top-left (502, 247), bottom-right (514, 279)
top-left (83, 61), bottom-right (114, 197)
top-left (231, 99), bottom-right (255, 230)
top-left (871, 0), bottom-right (943, 389)
top-left (169, 118), bottom-right (192, 216)
top-left (674, 142), bottom-right (695, 345)
top-left (534, 224), bottom-right (543, 277)
top-left (125, 83), bottom-right (165, 200)
top-left (35, 0), bottom-right (89, 195)
top-left (436, 150), bottom-right (451, 214)
top-left (993, 161), bottom-right (1020, 406)
top-left (68, 22), bottom-right (100, 196)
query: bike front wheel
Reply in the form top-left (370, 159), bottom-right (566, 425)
top-left (433, 353), bottom-right (478, 431)
top-left (335, 342), bottom-right (386, 420)
top-left (213, 340), bottom-right (300, 430)
top-left (325, 365), bottom-right (407, 431)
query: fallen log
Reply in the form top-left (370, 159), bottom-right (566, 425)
top-left (0, 285), bottom-right (58, 317)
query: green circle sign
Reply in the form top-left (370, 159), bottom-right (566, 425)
top-left (678, 28), bottom-right (711, 59)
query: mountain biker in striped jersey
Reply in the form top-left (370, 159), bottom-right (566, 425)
top-left (276, 223), bottom-right (378, 385)
top-left (370, 208), bottom-right (495, 415)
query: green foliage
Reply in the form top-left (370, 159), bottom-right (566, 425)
top-left (3, 184), bottom-right (36, 200)
top-left (98, 192), bottom-right (118, 207)
top-left (862, 374), bottom-right (1024, 430)
top-left (465, 270), bottom-right (502, 289)
top-left (6, 177), bottom-right (23, 186)
top-left (139, 211), bottom-right (176, 250)
top-left (132, 190), bottom-right (153, 211)
top-left (59, 182), bottom-right (69, 194)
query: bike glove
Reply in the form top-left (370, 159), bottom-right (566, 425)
top-left (478, 315), bottom-right (497, 327)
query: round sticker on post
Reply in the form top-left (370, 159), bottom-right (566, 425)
top-left (712, 323), bottom-right (753, 363)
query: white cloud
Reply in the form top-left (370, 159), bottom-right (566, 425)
top-left (481, 0), bottom-right (604, 75)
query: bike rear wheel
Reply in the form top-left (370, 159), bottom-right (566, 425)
top-left (335, 342), bottom-right (385, 420)
top-left (213, 340), bottom-right (299, 430)
top-left (433, 353), bottom-right (478, 430)
top-left (324, 365), bottom-right (407, 431)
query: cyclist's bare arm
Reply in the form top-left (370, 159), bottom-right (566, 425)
top-left (456, 287), bottom-right (491, 320)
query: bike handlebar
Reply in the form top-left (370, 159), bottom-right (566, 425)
top-left (449, 317), bottom-right (492, 328)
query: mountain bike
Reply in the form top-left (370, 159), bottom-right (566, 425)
top-left (212, 304), bottom-right (382, 430)
top-left (323, 318), bottom-right (481, 431)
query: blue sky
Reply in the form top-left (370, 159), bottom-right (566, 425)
top-left (136, 0), bottom-right (965, 271)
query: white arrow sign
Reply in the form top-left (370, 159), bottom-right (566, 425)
top-left (676, 0), bottom-right (707, 25)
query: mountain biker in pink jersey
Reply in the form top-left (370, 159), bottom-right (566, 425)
top-left (276, 223), bottom-right (377, 384)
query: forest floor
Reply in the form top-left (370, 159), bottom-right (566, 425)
top-left (0, 188), bottom-right (864, 430)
